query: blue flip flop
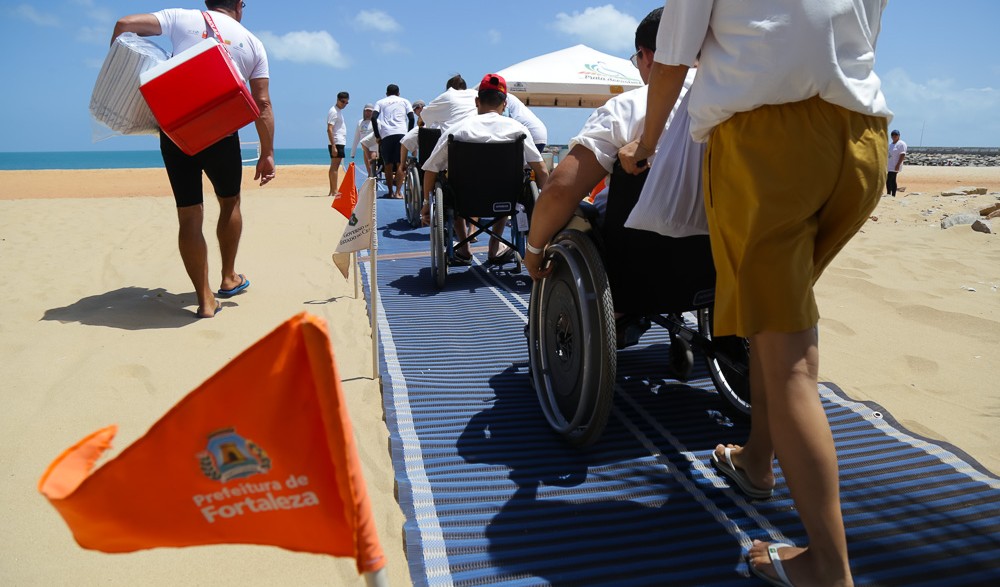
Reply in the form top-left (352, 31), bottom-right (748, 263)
top-left (217, 274), bottom-right (250, 298)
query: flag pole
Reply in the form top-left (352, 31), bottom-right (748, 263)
top-left (370, 192), bottom-right (380, 382)
top-left (353, 252), bottom-right (360, 298)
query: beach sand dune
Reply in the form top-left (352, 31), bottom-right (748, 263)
top-left (1, 163), bottom-right (997, 584)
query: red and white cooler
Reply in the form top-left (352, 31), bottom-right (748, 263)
top-left (140, 38), bottom-right (260, 156)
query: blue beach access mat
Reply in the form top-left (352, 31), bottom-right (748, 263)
top-left (361, 199), bottom-right (1000, 587)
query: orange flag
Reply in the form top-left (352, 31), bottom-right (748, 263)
top-left (332, 162), bottom-right (359, 219)
top-left (38, 313), bottom-right (385, 576)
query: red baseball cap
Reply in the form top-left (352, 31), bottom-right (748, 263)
top-left (479, 73), bottom-right (507, 96)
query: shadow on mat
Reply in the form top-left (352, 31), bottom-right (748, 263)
top-left (386, 262), bottom-right (531, 298)
top-left (42, 286), bottom-right (211, 330)
top-left (452, 363), bottom-right (758, 585)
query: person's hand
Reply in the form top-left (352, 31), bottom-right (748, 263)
top-left (524, 249), bottom-right (553, 281)
top-left (618, 139), bottom-right (653, 175)
top-left (420, 202), bottom-right (431, 227)
top-left (255, 154), bottom-right (276, 186)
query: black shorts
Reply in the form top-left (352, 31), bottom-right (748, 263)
top-left (328, 144), bottom-right (346, 159)
top-left (379, 134), bottom-right (403, 165)
top-left (160, 131), bottom-right (242, 208)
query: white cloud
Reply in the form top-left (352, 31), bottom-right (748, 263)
top-left (76, 25), bottom-right (107, 45)
top-left (553, 5), bottom-right (638, 53)
top-left (11, 4), bottom-right (60, 27)
top-left (256, 31), bottom-right (349, 68)
top-left (354, 10), bottom-right (401, 33)
top-left (488, 30), bottom-right (502, 45)
top-left (373, 40), bottom-right (410, 56)
top-left (69, 0), bottom-right (114, 23)
top-left (881, 67), bottom-right (1000, 146)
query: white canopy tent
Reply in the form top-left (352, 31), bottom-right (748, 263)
top-left (494, 44), bottom-right (643, 109)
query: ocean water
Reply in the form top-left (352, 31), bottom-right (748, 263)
top-left (0, 148), bottom-right (331, 171)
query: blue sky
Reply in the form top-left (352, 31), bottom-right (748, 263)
top-left (1, 1), bottom-right (998, 152)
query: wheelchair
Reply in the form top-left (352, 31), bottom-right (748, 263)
top-left (429, 134), bottom-right (539, 289)
top-left (527, 162), bottom-right (751, 447)
top-left (403, 128), bottom-right (441, 228)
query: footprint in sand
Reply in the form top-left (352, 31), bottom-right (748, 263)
top-left (901, 354), bottom-right (939, 375)
top-left (819, 318), bottom-right (856, 337)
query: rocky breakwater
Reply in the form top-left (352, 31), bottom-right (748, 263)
top-left (907, 148), bottom-right (1000, 167)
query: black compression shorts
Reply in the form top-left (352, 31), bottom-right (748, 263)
top-left (379, 134), bottom-right (403, 165)
top-left (160, 131), bottom-right (242, 208)
top-left (329, 144), bottom-right (346, 158)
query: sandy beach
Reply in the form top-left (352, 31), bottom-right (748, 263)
top-left (1, 163), bottom-right (997, 585)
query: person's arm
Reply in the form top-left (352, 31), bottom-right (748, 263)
top-left (111, 13), bottom-right (161, 45)
top-left (351, 122), bottom-right (362, 158)
top-left (896, 152), bottom-right (905, 172)
top-left (618, 62), bottom-right (689, 174)
top-left (371, 112), bottom-right (381, 140)
top-left (407, 111), bottom-right (415, 131)
top-left (327, 122), bottom-right (335, 148)
top-left (524, 146), bottom-right (607, 280)
top-left (250, 78), bottom-right (275, 185)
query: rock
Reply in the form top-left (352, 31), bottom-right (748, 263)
top-left (988, 210), bottom-right (1000, 220)
top-left (940, 214), bottom-right (982, 229)
top-left (980, 203), bottom-right (1000, 216)
top-left (941, 191), bottom-right (965, 197)
top-left (957, 186), bottom-right (988, 195)
top-left (971, 219), bottom-right (993, 234)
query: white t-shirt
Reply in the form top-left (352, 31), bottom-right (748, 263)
top-left (327, 105), bottom-right (347, 145)
top-left (360, 132), bottom-right (378, 154)
top-left (654, 0), bottom-right (892, 142)
top-left (400, 126), bottom-right (419, 153)
top-left (888, 139), bottom-right (907, 171)
top-left (505, 94), bottom-right (548, 145)
top-left (570, 85), bottom-right (648, 173)
top-left (419, 88), bottom-right (477, 135)
top-left (153, 9), bottom-right (268, 82)
top-left (422, 112), bottom-right (542, 173)
top-left (352, 118), bottom-right (372, 154)
top-left (372, 95), bottom-right (413, 137)
top-left (625, 73), bottom-right (709, 237)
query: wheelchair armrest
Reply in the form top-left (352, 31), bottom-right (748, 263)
top-left (576, 201), bottom-right (602, 227)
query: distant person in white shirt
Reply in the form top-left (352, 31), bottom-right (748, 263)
top-left (326, 91), bottom-right (349, 196)
top-left (371, 84), bottom-right (415, 198)
top-left (421, 73), bottom-right (549, 264)
top-left (887, 129), bottom-right (907, 196)
top-left (351, 103), bottom-right (374, 162)
top-left (505, 93), bottom-right (548, 152)
top-left (111, 0), bottom-right (275, 319)
top-left (400, 74), bottom-right (477, 174)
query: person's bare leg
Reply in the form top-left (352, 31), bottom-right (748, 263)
top-left (384, 164), bottom-right (396, 196)
top-left (747, 328), bottom-right (853, 587)
top-left (217, 194), bottom-right (244, 292)
top-left (394, 164), bottom-right (405, 197)
top-left (453, 218), bottom-right (472, 258)
top-left (328, 157), bottom-right (342, 196)
top-left (713, 343), bottom-right (776, 491)
top-left (487, 216), bottom-right (508, 258)
top-left (177, 205), bottom-right (217, 317)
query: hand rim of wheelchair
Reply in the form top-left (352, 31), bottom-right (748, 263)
top-left (695, 308), bottom-right (752, 419)
top-left (404, 163), bottom-right (421, 228)
top-left (430, 185), bottom-right (448, 288)
top-left (528, 229), bottom-right (616, 447)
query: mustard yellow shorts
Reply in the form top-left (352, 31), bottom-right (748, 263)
top-left (703, 96), bottom-right (888, 337)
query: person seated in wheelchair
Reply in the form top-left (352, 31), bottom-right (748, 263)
top-left (522, 7), bottom-right (702, 352)
top-left (400, 74), bottom-right (476, 189)
top-left (420, 73), bottom-right (550, 265)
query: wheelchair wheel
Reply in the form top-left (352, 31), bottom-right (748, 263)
top-left (404, 164), bottom-right (421, 228)
top-left (528, 229), bottom-right (616, 447)
top-left (430, 185), bottom-right (448, 288)
top-left (696, 307), bottom-right (751, 419)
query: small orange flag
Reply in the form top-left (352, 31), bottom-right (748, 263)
top-left (332, 162), bottom-right (359, 219)
top-left (38, 313), bottom-right (385, 575)
top-left (587, 175), bottom-right (607, 203)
